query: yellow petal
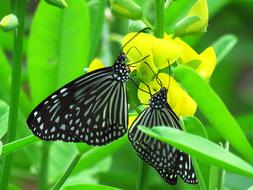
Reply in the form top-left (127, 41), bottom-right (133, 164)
top-left (128, 115), bottom-right (137, 128)
top-left (197, 47), bottom-right (217, 80)
top-left (185, 0), bottom-right (208, 33)
top-left (152, 38), bottom-right (183, 69)
top-left (122, 32), bottom-right (155, 63)
top-left (88, 58), bottom-right (104, 72)
top-left (173, 37), bottom-right (200, 64)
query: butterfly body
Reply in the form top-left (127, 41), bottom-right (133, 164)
top-left (27, 51), bottom-right (129, 146)
top-left (129, 87), bottom-right (197, 184)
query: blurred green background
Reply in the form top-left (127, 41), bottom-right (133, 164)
top-left (0, 0), bottom-right (253, 190)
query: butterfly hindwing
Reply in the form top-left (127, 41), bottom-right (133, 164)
top-left (27, 67), bottom-right (128, 145)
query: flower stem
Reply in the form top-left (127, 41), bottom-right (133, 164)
top-left (136, 159), bottom-right (150, 190)
top-left (154, 0), bottom-right (165, 38)
top-left (51, 153), bottom-right (83, 190)
top-left (135, 2), bottom-right (165, 189)
top-left (218, 141), bottom-right (229, 190)
top-left (39, 142), bottom-right (50, 190)
top-left (0, 0), bottom-right (26, 189)
top-left (135, 106), bottom-right (150, 190)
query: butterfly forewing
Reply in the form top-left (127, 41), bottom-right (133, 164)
top-left (128, 108), bottom-right (178, 170)
top-left (27, 65), bottom-right (128, 145)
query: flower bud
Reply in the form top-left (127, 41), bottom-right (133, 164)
top-left (129, 20), bottom-right (146, 32)
top-left (174, 0), bottom-right (208, 36)
top-left (45, 0), bottom-right (68, 9)
top-left (109, 0), bottom-right (143, 20)
top-left (0, 14), bottom-right (18, 32)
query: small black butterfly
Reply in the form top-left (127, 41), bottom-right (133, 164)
top-left (128, 80), bottom-right (197, 184)
top-left (26, 28), bottom-right (150, 146)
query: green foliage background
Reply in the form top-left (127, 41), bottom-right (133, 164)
top-left (0, 0), bottom-right (253, 190)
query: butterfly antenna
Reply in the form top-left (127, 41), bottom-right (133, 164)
top-left (139, 78), bottom-right (152, 98)
top-left (121, 27), bottom-right (151, 52)
top-left (129, 78), bottom-right (151, 95)
top-left (128, 54), bottom-right (150, 66)
top-left (126, 46), bottom-right (142, 57)
top-left (143, 61), bottom-right (163, 88)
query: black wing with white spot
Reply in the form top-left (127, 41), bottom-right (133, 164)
top-left (128, 103), bottom-right (197, 184)
top-left (27, 66), bottom-right (128, 145)
top-left (128, 107), bottom-right (179, 170)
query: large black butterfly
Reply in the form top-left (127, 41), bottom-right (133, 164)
top-left (128, 87), bottom-right (197, 184)
top-left (27, 28), bottom-right (150, 146)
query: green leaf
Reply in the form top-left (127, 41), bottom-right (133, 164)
top-left (173, 66), bottom-right (253, 163)
top-left (72, 136), bottom-right (127, 175)
top-left (63, 184), bottom-right (122, 190)
top-left (180, 116), bottom-right (208, 138)
top-left (139, 126), bottom-right (253, 178)
top-left (207, 0), bottom-right (229, 17)
top-left (87, 0), bottom-right (106, 62)
top-left (0, 100), bottom-right (9, 138)
top-left (1, 135), bottom-right (38, 156)
top-left (212, 34), bottom-right (238, 63)
top-left (27, 0), bottom-right (90, 105)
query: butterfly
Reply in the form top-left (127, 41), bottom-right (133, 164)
top-left (26, 28), bottom-right (150, 146)
top-left (128, 84), bottom-right (197, 184)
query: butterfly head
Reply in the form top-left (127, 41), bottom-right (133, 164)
top-left (113, 52), bottom-right (130, 82)
top-left (149, 87), bottom-right (168, 109)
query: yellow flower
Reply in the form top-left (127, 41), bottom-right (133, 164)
top-left (122, 32), bottom-right (216, 117)
top-left (88, 58), bottom-right (104, 72)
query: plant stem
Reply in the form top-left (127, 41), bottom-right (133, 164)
top-left (218, 141), bottom-right (229, 190)
top-left (135, 105), bottom-right (150, 190)
top-left (135, 1), bottom-right (165, 189)
top-left (154, 0), bottom-right (165, 38)
top-left (39, 142), bottom-right (50, 190)
top-left (51, 153), bottom-right (83, 190)
top-left (0, 0), bottom-right (26, 189)
top-left (136, 159), bottom-right (150, 190)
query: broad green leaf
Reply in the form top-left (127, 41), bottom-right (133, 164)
top-left (212, 34), bottom-right (238, 63)
top-left (173, 66), bottom-right (253, 163)
top-left (207, 113), bottom-right (253, 142)
top-left (139, 126), bottom-right (253, 178)
top-left (48, 142), bottom-right (77, 184)
top-left (87, 0), bottom-right (106, 62)
top-left (63, 184), bottom-right (122, 190)
top-left (207, 0), bottom-right (229, 17)
top-left (27, 0), bottom-right (90, 105)
top-left (0, 100), bottom-right (9, 138)
top-left (72, 136), bottom-right (127, 175)
top-left (180, 116), bottom-right (208, 138)
top-left (1, 135), bottom-right (38, 156)
top-left (180, 116), bottom-right (208, 190)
